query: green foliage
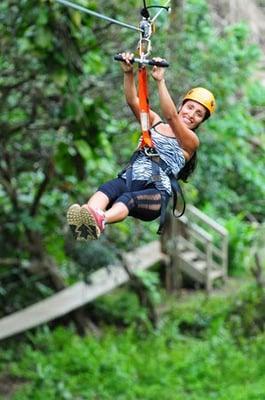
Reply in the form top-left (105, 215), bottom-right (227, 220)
top-left (2, 285), bottom-right (265, 399)
top-left (250, 223), bottom-right (265, 269)
top-left (163, 0), bottom-right (265, 225)
top-left (224, 215), bottom-right (256, 275)
top-left (227, 283), bottom-right (265, 339)
top-left (93, 288), bottom-right (148, 326)
top-left (0, 0), bottom-right (128, 310)
top-left (177, 12), bottom-right (265, 224)
top-left (135, 270), bottom-right (162, 305)
top-left (1, 0), bottom-right (265, 309)
top-left (166, 0), bottom-right (265, 277)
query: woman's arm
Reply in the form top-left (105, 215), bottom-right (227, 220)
top-left (123, 69), bottom-right (140, 121)
top-left (152, 64), bottom-right (199, 157)
top-left (121, 53), bottom-right (160, 126)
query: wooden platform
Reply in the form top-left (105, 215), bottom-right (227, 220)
top-left (0, 241), bottom-right (167, 341)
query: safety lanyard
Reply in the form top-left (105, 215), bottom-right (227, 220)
top-left (138, 67), bottom-right (152, 149)
top-left (128, 3), bottom-right (170, 150)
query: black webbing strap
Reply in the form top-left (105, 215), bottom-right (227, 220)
top-left (149, 156), bottom-right (186, 234)
top-left (118, 151), bottom-right (140, 191)
top-left (144, 151), bottom-right (168, 234)
top-left (151, 156), bottom-right (186, 218)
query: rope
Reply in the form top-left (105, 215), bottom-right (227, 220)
top-left (55, 0), bottom-right (143, 33)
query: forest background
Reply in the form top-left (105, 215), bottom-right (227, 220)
top-left (0, 0), bottom-right (265, 399)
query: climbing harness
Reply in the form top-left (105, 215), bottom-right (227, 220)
top-left (118, 121), bottom-right (186, 234)
top-left (55, 0), bottom-right (186, 233)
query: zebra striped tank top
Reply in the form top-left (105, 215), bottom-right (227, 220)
top-left (123, 125), bottom-right (186, 194)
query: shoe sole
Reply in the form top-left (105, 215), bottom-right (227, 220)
top-left (80, 206), bottom-right (100, 240)
top-left (67, 204), bottom-right (100, 241)
top-left (67, 204), bottom-right (82, 240)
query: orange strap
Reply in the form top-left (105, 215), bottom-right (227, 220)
top-left (138, 65), bottom-right (154, 148)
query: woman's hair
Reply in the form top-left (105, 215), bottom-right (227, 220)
top-left (176, 101), bottom-right (209, 182)
top-left (177, 151), bottom-right (197, 182)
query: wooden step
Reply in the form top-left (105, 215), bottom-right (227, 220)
top-left (194, 260), bottom-right (207, 271)
top-left (209, 270), bottom-right (225, 280)
top-left (177, 258), bottom-right (205, 284)
top-left (181, 250), bottom-right (198, 262)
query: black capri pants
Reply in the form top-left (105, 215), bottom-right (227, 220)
top-left (98, 177), bottom-right (170, 221)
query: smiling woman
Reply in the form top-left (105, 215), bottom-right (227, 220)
top-left (67, 54), bottom-right (216, 240)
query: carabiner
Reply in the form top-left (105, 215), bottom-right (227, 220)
top-left (144, 147), bottom-right (160, 157)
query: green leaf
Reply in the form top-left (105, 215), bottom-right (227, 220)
top-left (74, 139), bottom-right (93, 161)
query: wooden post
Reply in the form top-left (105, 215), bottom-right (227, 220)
top-left (161, 212), bottom-right (184, 294)
top-left (172, 218), bottom-right (184, 293)
top-left (205, 241), bottom-right (213, 294)
top-left (222, 234), bottom-right (229, 283)
top-left (161, 211), bottom-right (173, 292)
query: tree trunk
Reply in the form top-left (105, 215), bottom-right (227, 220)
top-left (170, 0), bottom-right (184, 33)
top-left (121, 257), bottom-right (158, 328)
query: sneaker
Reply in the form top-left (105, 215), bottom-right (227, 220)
top-left (67, 203), bottom-right (82, 240)
top-left (79, 205), bottom-right (105, 240)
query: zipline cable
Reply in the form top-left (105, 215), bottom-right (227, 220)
top-left (151, 0), bottom-right (170, 23)
top-left (55, 0), bottom-right (143, 33)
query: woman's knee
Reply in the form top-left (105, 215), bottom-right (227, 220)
top-left (115, 192), bottom-right (136, 211)
top-left (115, 191), bottom-right (162, 221)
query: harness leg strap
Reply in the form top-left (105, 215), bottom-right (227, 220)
top-left (157, 191), bottom-right (168, 234)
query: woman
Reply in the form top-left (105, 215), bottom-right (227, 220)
top-left (67, 53), bottom-right (216, 240)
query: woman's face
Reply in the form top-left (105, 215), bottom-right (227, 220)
top-left (179, 100), bottom-right (207, 130)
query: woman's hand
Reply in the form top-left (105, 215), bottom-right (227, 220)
top-left (151, 57), bottom-right (166, 81)
top-left (120, 52), bottom-right (134, 73)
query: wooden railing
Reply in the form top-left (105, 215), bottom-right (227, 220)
top-left (0, 241), bottom-right (167, 341)
top-left (162, 205), bottom-right (228, 293)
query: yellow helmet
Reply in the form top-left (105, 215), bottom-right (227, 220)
top-left (183, 87), bottom-right (216, 115)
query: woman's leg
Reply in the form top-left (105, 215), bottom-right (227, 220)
top-left (87, 192), bottom-right (129, 224)
top-left (104, 202), bottom-right (129, 224)
top-left (85, 184), bottom-right (164, 230)
top-left (67, 178), bottom-right (129, 240)
top-left (87, 188), bottom-right (129, 223)
top-left (103, 185), bottom-right (166, 224)
top-left (87, 191), bottom-right (110, 211)
top-left (67, 179), bottom-right (167, 240)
